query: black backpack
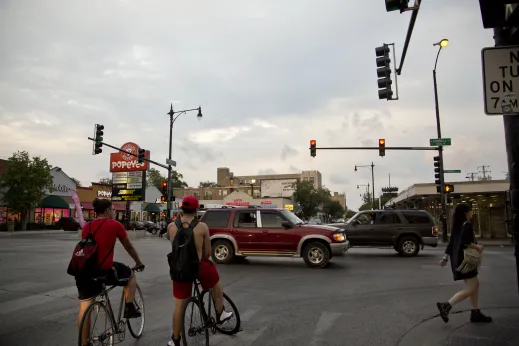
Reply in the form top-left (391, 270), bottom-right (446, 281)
top-left (167, 219), bottom-right (200, 282)
top-left (67, 219), bottom-right (109, 277)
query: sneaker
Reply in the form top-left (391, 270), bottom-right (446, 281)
top-left (436, 302), bottom-right (452, 323)
top-left (167, 336), bottom-right (181, 346)
top-left (470, 309), bottom-right (492, 323)
top-left (217, 310), bottom-right (233, 324)
top-left (124, 302), bottom-right (142, 319)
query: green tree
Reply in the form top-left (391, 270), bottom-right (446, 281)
top-left (199, 181), bottom-right (219, 188)
top-left (71, 177), bottom-right (81, 187)
top-left (0, 151), bottom-right (53, 230)
top-left (292, 180), bottom-right (319, 219)
top-left (358, 191), bottom-right (393, 211)
top-left (325, 200), bottom-right (345, 218)
top-left (345, 209), bottom-right (357, 218)
top-left (98, 177), bottom-right (112, 185)
top-left (147, 168), bottom-right (167, 190)
top-left (171, 170), bottom-right (188, 188)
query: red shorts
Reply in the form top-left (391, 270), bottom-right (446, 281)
top-left (172, 260), bottom-right (220, 299)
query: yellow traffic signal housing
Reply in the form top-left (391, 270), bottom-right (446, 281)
top-left (378, 138), bottom-right (386, 157)
top-left (310, 140), bottom-right (316, 157)
top-left (444, 184), bottom-right (454, 193)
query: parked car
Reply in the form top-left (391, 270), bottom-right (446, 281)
top-left (307, 218), bottom-right (322, 225)
top-left (327, 209), bottom-right (439, 257)
top-left (56, 217), bottom-right (81, 231)
top-left (199, 207), bottom-right (349, 268)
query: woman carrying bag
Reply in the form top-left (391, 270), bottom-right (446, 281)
top-left (436, 203), bottom-right (492, 323)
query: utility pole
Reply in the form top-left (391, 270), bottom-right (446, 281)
top-left (466, 172), bottom-right (477, 182)
top-left (477, 165), bottom-right (491, 180)
top-left (494, 26), bottom-right (519, 295)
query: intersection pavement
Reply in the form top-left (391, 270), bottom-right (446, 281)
top-left (0, 232), bottom-right (518, 345)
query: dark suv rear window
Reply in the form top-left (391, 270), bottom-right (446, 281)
top-left (202, 211), bottom-right (231, 228)
top-left (401, 212), bottom-right (432, 224)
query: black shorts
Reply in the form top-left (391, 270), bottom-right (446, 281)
top-left (76, 262), bottom-right (132, 301)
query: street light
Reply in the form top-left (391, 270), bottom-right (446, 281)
top-left (432, 38), bottom-right (449, 242)
top-left (166, 103), bottom-right (203, 220)
top-left (357, 183), bottom-right (371, 206)
top-left (355, 163), bottom-right (376, 210)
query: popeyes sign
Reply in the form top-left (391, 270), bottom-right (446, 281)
top-left (109, 142), bottom-right (150, 172)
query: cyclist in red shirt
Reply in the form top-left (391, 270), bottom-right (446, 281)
top-left (76, 198), bottom-right (145, 345)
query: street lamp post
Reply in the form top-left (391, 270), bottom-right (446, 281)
top-left (357, 184), bottom-right (371, 206)
top-left (166, 103), bottom-right (202, 221)
top-left (433, 38), bottom-right (449, 242)
top-left (355, 162), bottom-right (375, 210)
top-left (250, 179), bottom-right (256, 197)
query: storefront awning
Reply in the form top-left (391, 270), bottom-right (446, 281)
top-left (144, 203), bottom-right (161, 213)
top-left (42, 195), bottom-right (70, 209)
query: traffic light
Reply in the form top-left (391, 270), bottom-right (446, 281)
top-left (161, 180), bottom-right (167, 201)
top-left (310, 140), bottom-right (316, 157)
top-left (93, 124), bottom-right (104, 155)
top-left (444, 184), bottom-right (454, 193)
top-left (434, 156), bottom-right (442, 193)
top-left (375, 44), bottom-right (393, 100)
top-left (161, 196), bottom-right (166, 202)
top-left (137, 148), bottom-right (146, 163)
top-left (378, 139), bottom-right (386, 157)
top-left (385, 0), bottom-right (410, 12)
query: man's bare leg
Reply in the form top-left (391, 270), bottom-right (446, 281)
top-left (172, 298), bottom-right (184, 342)
top-left (78, 298), bottom-right (94, 346)
top-left (211, 281), bottom-right (233, 323)
top-left (123, 275), bottom-right (137, 303)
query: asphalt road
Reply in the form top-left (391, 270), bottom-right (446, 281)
top-left (0, 232), bottom-right (518, 346)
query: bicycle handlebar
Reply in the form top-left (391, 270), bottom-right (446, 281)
top-left (132, 264), bottom-right (145, 272)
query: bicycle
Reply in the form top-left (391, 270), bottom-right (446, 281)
top-left (78, 265), bottom-right (145, 346)
top-left (181, 279), bottom-right (241, 345)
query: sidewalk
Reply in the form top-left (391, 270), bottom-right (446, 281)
top-left (398, 307), bottom-right (519, 346)
top-left (437, 238), bottom-right (515, 247)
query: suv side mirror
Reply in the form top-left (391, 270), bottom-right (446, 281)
top-left (282, 220), bottom-right (292, 228)
top-left (352, 219), bottom-right (359, 226)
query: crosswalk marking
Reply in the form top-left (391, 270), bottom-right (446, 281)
top-left (0, 285), bottom-right (77, 316)
top-left (211, 326), bottom-right (268, 346)
top-left (309, 311), bottom-right (344, 346)
top-left (0, 281), bottom-right (45, 291)
top-left (42, 307), bottom-right (77, 322)
top-left (240, 305), bottom-right (262, 322)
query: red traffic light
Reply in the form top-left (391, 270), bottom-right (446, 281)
top-left (310, 140), bottom-right (316, 146)
top-left (162, 181), bottom-right (167, 187)
top-left (379, 139), bottom-right (385, 146)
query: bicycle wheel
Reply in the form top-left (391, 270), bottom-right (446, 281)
top-left (201, 290), bottom-right (241, 335)
top-left (127, 284), bottom-right (145, 338)
top-left (78, 301), bottom-right (115, 346)
top-left (181, 297), bottom-right (209, 346)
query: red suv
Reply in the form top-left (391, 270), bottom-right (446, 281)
top-left (199, 207), bottom-right (349, 268)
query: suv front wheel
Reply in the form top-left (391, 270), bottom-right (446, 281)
top-left (397, 236), bottom-right (420, 257)
top-left (212, 240), bottom-right (235, 264)
top-left (303, 242), bottom-right (330, 268)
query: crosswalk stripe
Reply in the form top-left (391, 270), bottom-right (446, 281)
top-left (210, 325), bottom-right (268, 346)
top-left (42, 307), bottom-right (77, 322)
top-left (240, 305), bottom-right (262, 322)
top-left (0, 285), bottom-right (77, 316)
top-left (309, 311), bottom-right (344, 346)
top-left (0, 281), bottom-right (45, 291)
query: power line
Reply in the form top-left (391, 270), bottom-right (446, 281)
top-left (466, 172), bottom-right (478, 182)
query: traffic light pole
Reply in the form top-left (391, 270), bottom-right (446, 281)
top-left (433, 67), bottom-right (448, 243)
top-left (494, 26), bottom-right (519, 295)
top-left (167, 112), bottom-right (174, 222)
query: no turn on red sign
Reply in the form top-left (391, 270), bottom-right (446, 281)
top-left (481, 45), bottom-right (519, 115)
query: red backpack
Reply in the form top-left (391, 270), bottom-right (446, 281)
top-left (67, 219), bottom-right (109, 277)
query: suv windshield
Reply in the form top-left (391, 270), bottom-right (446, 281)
top-left (280, 210), bottom-right (303, 225)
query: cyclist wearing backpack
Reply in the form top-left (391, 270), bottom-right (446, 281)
top-left (167, 196), bottom-right (233, 346)
top-left (74, 198), bottom-right (145, 345)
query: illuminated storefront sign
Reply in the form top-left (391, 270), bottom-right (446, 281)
top-left (111, 171), bottom-right (145, 202)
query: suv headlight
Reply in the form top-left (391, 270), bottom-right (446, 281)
top-left (333, 233), bottom-right (346, 242)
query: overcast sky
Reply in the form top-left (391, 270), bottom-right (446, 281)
top-left (0, 0), bottom-right (507, 210)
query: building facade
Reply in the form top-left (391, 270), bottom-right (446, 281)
top-left (331, 192), bottom-right (347, 210)
top-left (386, 180), bottom-right (510, 239)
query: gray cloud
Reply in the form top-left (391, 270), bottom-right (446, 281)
top-left (288, 165), bottom-right (300, 173)
top-left (0, 1), bottom-right (508, 212)
top-left (280, 144), bottom-right (298, 161)
top-left (258, 168), bottom-right (278, 175)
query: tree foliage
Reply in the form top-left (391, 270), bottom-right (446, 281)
top-left (292, 180), bottom-right (345, 220)
top-left (98, 177), bottom-right (112, 185)
top-left (199, 181), bottom-right (219, 188)
top-left (146, 168), bottom-right (188, 189)
top-left (71, 177), bottom-right (81, 187)
top-left (0, 151), bottom-right (53, 230)
top-left (358, 191), bottom-right (393, 211)
top-left (171, 170), bottom-right (188, 188)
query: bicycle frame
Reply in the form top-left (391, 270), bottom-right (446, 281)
top-left (193, 281), bottom-right (215, 328)
top-left (97, 284), bottom-right (126, 333)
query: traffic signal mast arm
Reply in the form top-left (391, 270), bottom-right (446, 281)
top-left (87, 137), bottom-right (169, 169)
top-left (310, 146), bottom-right (440, 151)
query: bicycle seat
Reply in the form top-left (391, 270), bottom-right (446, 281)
top-left (93, 276), bottom-right (108, 283)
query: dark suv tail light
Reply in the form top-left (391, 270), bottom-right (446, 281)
top-left (432, 226), bottom-right (439, 236)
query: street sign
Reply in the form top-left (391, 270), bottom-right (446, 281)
top-left (430, 138), bottom-right (451, 146)
top-left (481, 46), bottom-right (519, 115)
top-left (166, 159), bottom-right (176, 167)
top-left (443, 170), bottom-right (461, 174)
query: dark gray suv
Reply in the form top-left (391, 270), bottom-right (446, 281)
top-left (328, 209), bottom-right (439, 257)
